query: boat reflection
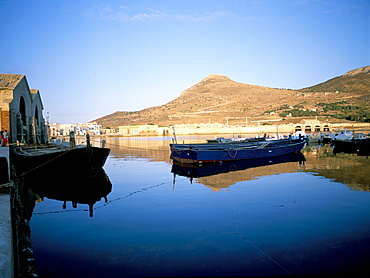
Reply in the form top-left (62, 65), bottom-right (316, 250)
top-left (172, 152), bottom-right (306, 183)
top-left (26, 169), bottom-right (112, 217)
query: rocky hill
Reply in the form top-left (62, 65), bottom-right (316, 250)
top-left (93, 67), bottom-right (370, 128)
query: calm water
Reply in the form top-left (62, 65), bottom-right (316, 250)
top-left (29, 136), bottom-right (370, 277)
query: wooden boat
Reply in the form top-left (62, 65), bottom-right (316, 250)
top-left (10, 135), bottom-right (110, 177)
top-left (170, 138), bottom-right (306, 164)
top-left (332, 137), bottom-right (370, 156)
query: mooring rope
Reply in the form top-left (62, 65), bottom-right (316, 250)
top-left (227, 148), bottom-right (238, 158)
top-left (232, 200), bottom-right (293, 276)
top-left (33, 177), bottom-right (189, 215)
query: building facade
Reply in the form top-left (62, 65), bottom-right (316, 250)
top-left (49, 122), bottom-right (104, 137)
top-left (0, 74), bottom-right (46, 144)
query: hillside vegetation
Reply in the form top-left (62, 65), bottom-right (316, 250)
top-left (93, 66), bottom-right (370, 128)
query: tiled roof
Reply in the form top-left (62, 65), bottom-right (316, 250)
top-left (30, 89), bottom-right (40, 101)
top-left (0, 74), bottom-right (25, 89)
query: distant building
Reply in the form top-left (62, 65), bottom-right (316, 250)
top-left (118, 125), bottom-right (140, 135)
top-left (49, 122), bottom-right (103, 136)
top-left (0, 74), bottom-right (47, 144)
top-left (294, 119), bottom-right (332, 133)
top-left (118, 124), bottom-right (164, 135)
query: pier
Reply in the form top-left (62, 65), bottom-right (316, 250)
top-left (0, 146), bottom-right (13, 278)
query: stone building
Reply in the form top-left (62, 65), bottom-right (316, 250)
top-left (294, 119), bottom-right (332, 133)
top-left (0, 74), bottom-right (46, 144)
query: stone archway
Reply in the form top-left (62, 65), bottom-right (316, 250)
top-left (19, 96), bottom-right (26, 125)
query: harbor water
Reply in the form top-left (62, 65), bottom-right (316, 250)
top-left (28, 136), bottom-right (370, 277)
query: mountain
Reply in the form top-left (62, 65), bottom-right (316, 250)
top-left (93, 67), bottom-right (370, 128)
top-left (299, 66), bottom-right (370, 95)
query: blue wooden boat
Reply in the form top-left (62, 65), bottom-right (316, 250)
top-left (170, 139), bottom-right (306, 164)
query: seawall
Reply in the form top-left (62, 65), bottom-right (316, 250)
top-left (0, 146), bottom-right (38, 277)
top-left (0, 147), bottom-right (13, 278)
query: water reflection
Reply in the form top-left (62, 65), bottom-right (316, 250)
top-left (26, 168), bottom-right (112, 217)
top-left (172, 152), bottom-right (306, 189)
top-left (29, 137), bottom-right (370, 277)
top-left (101, 137), bottom-right (370, 191)
top-left (301, 144), bottom-right (370, 192)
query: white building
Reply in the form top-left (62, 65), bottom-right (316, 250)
top-left (49, 122), bottom-right (103, 136)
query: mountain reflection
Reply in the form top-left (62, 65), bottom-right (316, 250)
top-left (26, 168), bottom-right (112, 217)
top-left (172, 153), bottom-right (306, 190)
top-left (301, 144), bottom-right (370, 192)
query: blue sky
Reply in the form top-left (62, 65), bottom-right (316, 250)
top-left (1, 0), bottom-right (369, 123)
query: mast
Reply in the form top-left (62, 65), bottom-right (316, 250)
top-left (172, 126), bottom-right (178, 144)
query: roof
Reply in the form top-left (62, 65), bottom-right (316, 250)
top-left (0, 74), bottom-right (25, 89)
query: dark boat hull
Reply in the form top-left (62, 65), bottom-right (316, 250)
top-left (332, 138), bottom-right (370, 156)
top-left (170, 139), bottom-right (306, 164)
top-left (10, 145), bottom-right (110, 177)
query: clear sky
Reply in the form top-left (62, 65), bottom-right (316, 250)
top-left (1, 0), bottom-right (369, 123)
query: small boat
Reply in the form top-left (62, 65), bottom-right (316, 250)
top-left (332, 136), bottom-right (370, 156)
top-left (318, 132), bottom-right (334, 144)
top-left (331, 129), bottom-right (354, 142)
top-left (170, 138), bottom-right (306, 164)
top-left (10, 134), bottom-right (110, 177)
top-left (289, 131), bottom-right (310, 140)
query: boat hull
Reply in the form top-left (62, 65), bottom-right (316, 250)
top-left (332, 138), bottom-right (370, 156)
top-left (170, 139), bottom-right (306, 164)
top-left (10, 145), bottom-right (110, 177)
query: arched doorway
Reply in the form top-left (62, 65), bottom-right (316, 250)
top-left (18, 96), bottom-right (28, 143)
top-left (35, 106), bottom-right (39, 126)
top-left (19, 96), bottom-right (26, 125)
top-left (295, 125), bottom-right (302, 132)
top-left (305, 125), bottom-right (312, 133)
top-left (315, 125), bottom-right (321, 132)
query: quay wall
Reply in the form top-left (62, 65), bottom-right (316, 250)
top-left (96, 122), bottom-right (370, 137)
top-left (170, 125), bottom-right (295, 135)
top-left (52, 121), bottom-right (370, 139)
top-left (0, 146), bottom-right (38, 278)
top-left (0, 148), bottom-right (13, 278)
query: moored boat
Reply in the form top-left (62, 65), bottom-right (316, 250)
top-left (331, 129), bottom-right (354, 142)
top-left (10, 134), bottom-right (110, 177)
top-left (332, 136), bottom-right (370, 156)
top-left (170, 138), bottom-right (306, 164)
